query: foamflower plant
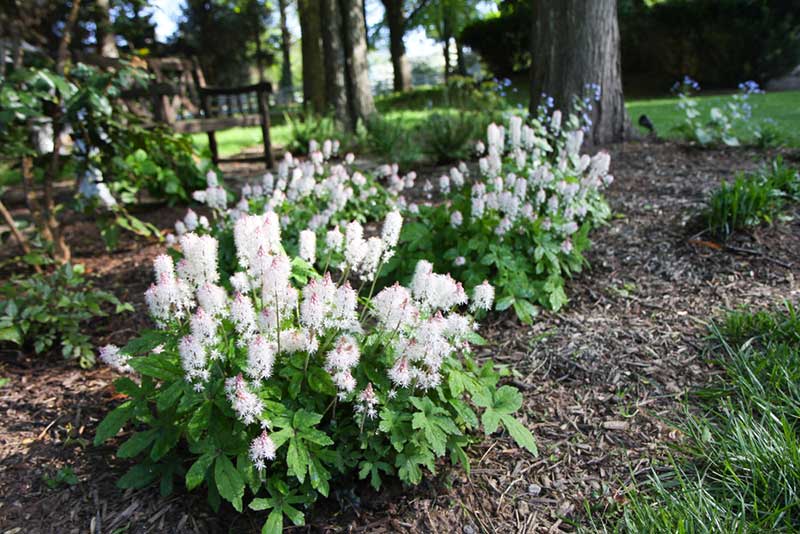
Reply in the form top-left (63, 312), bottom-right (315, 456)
top-left (95, 211), bottom-right (536, 533)
top-left (386, 91), bottom-right (612, 323)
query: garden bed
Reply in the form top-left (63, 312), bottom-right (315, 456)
top-left (1, 140), bottom-right (798, 533)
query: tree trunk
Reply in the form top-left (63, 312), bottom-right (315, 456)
top-left (383, 0), bottom-right (411, 92)
top-left (321, 0), bottom-right (352, 129)
top-left (298, 0), bottom-right (326, 112)
top-left (455, 38), bottom-right (467, 76)
top-left (442, 37), bottom-right (451, 82)
top-left (530, 0), bottom-right (628, 145)
top-left (278, 0), bottom-right (294, 103)
top-left (96, 0), bottom-right (119, 58)
top-left (340, 0), bottom-right (376, 124)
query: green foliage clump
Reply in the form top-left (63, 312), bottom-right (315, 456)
top-left (704, 158), bottom-right (799, 238)
top-left (0, 62), bottom-right (209, 249)
top-left (597, 303), bottom-right (800, 533)
top-left (284, 112), bottom-right (340, 155)
top-left (94, 218), bottom-right (536, 534)
top-left (418, 112), bottom-right (485, 164)
top-left (384, 93), bottom-right (611, 323)
top-left (0, 256), bottom-right (131, 367)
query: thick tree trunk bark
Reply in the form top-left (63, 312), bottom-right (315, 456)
top-left (383, 0), bottom-right (411, 92)
top-left (321, 0), bottom-right (352, 129)
top-left (340, 0), bottom-right (376, 124)
top-left (278, 0), bottom-right (294, 102)
top-left (96, 0), bottom-right (119, 58)
top-left (298, 0), bottom-right (327, 113)
top-left (530, 0), bottom-right (629, 145)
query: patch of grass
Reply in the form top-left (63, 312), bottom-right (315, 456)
top-left (190, 124), bottom-right (292, 158)
top-left (588, 303), bottom-right (800, 533)
top-left (704, 158), bottom-right (799, 238)
top-left (628, 90), bottom-right (800, 148)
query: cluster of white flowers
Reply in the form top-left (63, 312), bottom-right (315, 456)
top-left (183, 141), bottom-right (414, 240)
top-left (439, 114), bottom-right (613, 254)
top-left (99, 214), bottom-right (493, 471)
top-left (191, 170), bottom-right (228, 211)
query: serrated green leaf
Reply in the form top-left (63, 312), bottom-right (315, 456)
top-left (117, 429), bottom-right (157, 458)
top-left (263, 509), bottom-right (283, 534)
top-left (214, 454), bottom-right (245, 512)
top-left (117, 463), bottom-right (157, 489)
top-left (94, 401), bottom-right (134, 445)
top-left (186, 452), bottom-right (215, 491)
top-left (501, 414), bottom-right (538, 456)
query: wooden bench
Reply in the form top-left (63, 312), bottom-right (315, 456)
top-left (145, 57), bottom-right (274, 168)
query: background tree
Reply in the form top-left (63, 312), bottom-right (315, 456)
top-left (530, 0), bottom-right (629, 144)
top-left (341, 0), bottom-right (376, 122)
top-left (377, 0), bottom-right (433, 92)
top-left (175, 0), bottom-right (274, 86)
top-left (414, 0), bottom-right (477, 81)
top-left (298, 0), bottom-right (326, 112)
top-left (277, 0), bottom-right (295, 102)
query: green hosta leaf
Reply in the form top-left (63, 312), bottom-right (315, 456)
top-left (500, 415), bottom-right (538, 456)
top-left (214, 454), bottom-right (245, 512)
top-left (94, 401), bottom-right (134, 445)
top-left (186, 452), bottom-right (215, 491)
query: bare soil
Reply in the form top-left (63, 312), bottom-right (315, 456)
top-left (1, 140), bottom-right (798, 533)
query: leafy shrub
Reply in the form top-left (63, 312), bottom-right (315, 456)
top-left (419, 112), bottom-right (484, 164)
top-left (705, 159), bottom-right (799, 238)
top-left (0, 62), bottom-right (209, 250)
top-left (384, 93), bottom-right (611, 323)
top-left (0, 256), bottom-right (131, 367)
top-left (360, 115), bottom-right (421, 166)
top-left (94, 214), bottom-right (536, 533)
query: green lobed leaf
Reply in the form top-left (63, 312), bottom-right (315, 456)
top-left (500, 414), bottom-right (538, 456)
top-left (214, 454), bottom-right (245, 512)
top-left (94, 401), bottom-right (134, 445)
top-left (186, 452), bottom-right (215, 491)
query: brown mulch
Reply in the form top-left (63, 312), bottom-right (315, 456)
top-left (1, 141), bottom-right (799, 533)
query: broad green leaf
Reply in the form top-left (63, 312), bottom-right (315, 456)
top-left (94, 401), bottom-right (134, 445)
top-left (501, 414), bottom-right (538, 456)
top-left (117, 463), bottom-right (157, 489)
top-left (117, 429), bottom-right (157, 458)
top-left (286, 439), bottom-right (309, 483)
top-left (214, 454), bottom-right (245, 512)
top-left (186, 452), bottom-right (215, 491)
top-left (262, 509), bottom-right (283, 534)
top-left (493, 386), bottom-right (523, 415)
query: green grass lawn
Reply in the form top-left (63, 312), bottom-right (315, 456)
top-left (189, 90), bottom-right (800, 158)
top-left (627, 90), bottom-right (800, 143)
